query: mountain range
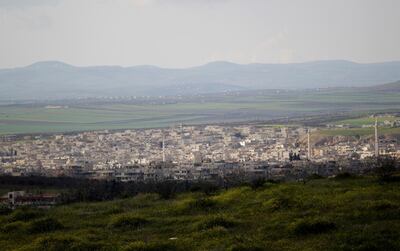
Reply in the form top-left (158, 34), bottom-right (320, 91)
top-left (1, 60), bottom-right (400, 100)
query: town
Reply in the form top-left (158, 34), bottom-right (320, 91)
top-left (1, 116), bottom-right (399, 182)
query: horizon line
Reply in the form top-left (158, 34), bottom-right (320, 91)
top-left (3, 59), bottom-right (400, 70)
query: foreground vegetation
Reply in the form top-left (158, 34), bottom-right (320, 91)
top-left (1, 175), bottom-right (400, 251)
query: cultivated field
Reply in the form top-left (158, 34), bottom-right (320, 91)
top-left (1, 89), bottom-right (400, 135)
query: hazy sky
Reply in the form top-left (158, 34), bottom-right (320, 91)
top-left (0, 0), bottom-right (399, 68)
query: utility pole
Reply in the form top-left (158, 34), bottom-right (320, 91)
top-left (162, 132), bottom-right (165, 162)
top-left (307, 128), bottom-right (311, 160)
top-left (375, 118), bottom-right (379, 157)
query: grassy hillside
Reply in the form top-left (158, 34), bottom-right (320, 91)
top-left (1, 176), bottom-right (399, 251)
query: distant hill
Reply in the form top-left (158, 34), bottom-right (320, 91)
top-left (1, 60), bottom-right (400, 100)
top-left (367, 80), bottom-right (400, 92)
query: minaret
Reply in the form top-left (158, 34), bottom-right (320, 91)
top-left (307, 128), bottom-right (311, 160)
top-left (375, 118), bottom-right (379, 157)
top-left (180, 123), bottom-right (184, 146)
top-left (223, 143), bottom-right (226, 161)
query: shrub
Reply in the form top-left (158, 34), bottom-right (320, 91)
top-left (0, 206), bottom-right (12, 215)
top-left (292, 219), bottom-right (336, 235)
top-left (368, 200), bottom-right (398, 210)
top-left (30, 236), bottom-right (78, 251)
top-left (109, 214), bottom-right (149, 230)
top-left (373, 156), bottom-right (398, 181)
top-left (1, 221), bottom-right (26, 234)
top-left (174, 197), bottom-right (217, 214)
top-left (187, 197), bottom-right (217, 211)
top-left (334, 173), bottom-right (354, 180)
top-left (29, 235), bottom-right (110, 251)
top-left (308, 174), bottom-right (324, 180)
top-left (197, 215), bottom-right (238, 230)
top-left (248, 178), bottom-right (266, 190)
top-left (212, 187), bottom-right (251, 205)
top-left (27, 218), bottom-right (64, 234)
top-left (124, 241), bottom-right (147, 251)
top-left (103, 206), bottom-right (124, 215)
top-left (228, 244), bottom-right (265, 251)
top-left (190, 182), bottom-right (220, 195)
top-left (201, 226), bottom-right (229, 238)
top-left (124, 241), bottom-right (181, 251)
top-left (155, 181), bottom-right (178, 200)
top-left (336, 224), bottom-right (400, 251)
top-left (9, 209), bottom-right (43, 222)
top-left (264, 194), bottom-right (294, 211)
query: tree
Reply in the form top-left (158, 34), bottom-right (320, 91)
top-left (374, 156), bottom-right (398, 181)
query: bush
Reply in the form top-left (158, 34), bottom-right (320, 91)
top-left (308, 174), bottom-right (324, 180)
top-left (336, 224), bottom-right (400, 251)
top-left (187, 197), bottom-right (217, 211)
top-left (9, 209), bottom-right (43, 222)
top-left (124, 241), bottom-right (181, 251)
top-left (374, 156), bottom-right (398, 181)
top-left (368, 200), bottom-right (398, 210)
top-left (190, 182), bottom-right (219, 195)
top-left (109, 214), bottom-right (149, 230)
top-left (264, 194), bottom-right (294, 211)
top-left (228, 244), bottom-right (265, 251)
top-left (0, 206), bottom-right (12, 215)
top-left (291, 219), bottom-right (336, 235)
top-left (124, 241), bottom-right (147, 251)
top-left (30, 236), bottom-right (78, 251)
top-left (27, 218), bottom-right (64, 234)
top-left (197, 215), bottom-right (238, 230)
top-left (248, 178), bottom-right (266, 190)
top-left (155, 181), bottom-right (178, 200)
top-left (29, 235), bottom-right (110, 251)
top-left (200, 226), bottom-right (229, 238)
top-left (175, 197), bottom-right (217, 214)
top-left (1, 221), bottom-right (26, 234)
top-left (333, 173), bottom-right (355, 180)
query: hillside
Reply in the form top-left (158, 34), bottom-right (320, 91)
top-left (368, 80), bottom-right (400, 92)
top-left (0, 177), bottom-right (399, 251)
top-left (2, 60), bottom-right (400, 100)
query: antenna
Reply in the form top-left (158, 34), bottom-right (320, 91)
top-left (375, 118), bottom-right (379, 157)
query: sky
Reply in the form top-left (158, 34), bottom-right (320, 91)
top-left (0, 0), bottom-right (399, 68)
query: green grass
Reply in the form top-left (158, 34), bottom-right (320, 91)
top-left (319, 127), bottom-right (400, 137)
top-left (333, 116), bottom-right (399, 126)
top-left (1, 89), bottom-right (400, 135)
top-left (1, 177), bottom-right (400, 250)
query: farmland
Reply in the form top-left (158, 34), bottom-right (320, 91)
top-left (318, 127), bottom-right (400, 137)
top-left (333, 116), bottom-right (399, 126)
top-left (1, 89), bottom-right (400, 135)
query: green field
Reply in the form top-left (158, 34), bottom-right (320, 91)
top-left (1, 89), bottom-right (400, 135)
top-left (333, 116), bottom-right (399, 126)
top-left (1, 176), bottom-right (400, 250)
top-left (318, 127), bottom-right (400, 137)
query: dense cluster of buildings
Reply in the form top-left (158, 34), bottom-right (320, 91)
top-left (0, 121), bottom-right (399, 181)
